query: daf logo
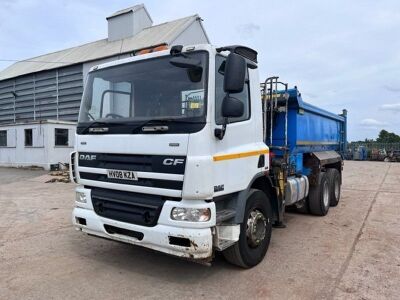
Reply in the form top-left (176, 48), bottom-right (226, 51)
top-left (79, 154), bottom-right (97, 161)
top-left (163, 158), bottom-right (185, 166)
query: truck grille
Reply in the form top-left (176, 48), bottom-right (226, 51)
top-left (79, 172), bottom-right (183, 190)
top-left (91, 188), bottom-right (168, 226)
top-left (77, 152), bottom-right (186, 195)
top-left (78, 152), bottom-right (185, 174)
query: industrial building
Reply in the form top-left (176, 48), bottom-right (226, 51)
top-left (0, 4), bottom-right (209, 169)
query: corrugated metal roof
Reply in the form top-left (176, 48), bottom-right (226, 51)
top-left (0, 14), bottom-right (199, 82)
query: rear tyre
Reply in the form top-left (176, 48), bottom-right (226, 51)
top-left (327, 169), bottom-right (341, 207)
top-left (384, 157), bottom-right (390, 162)
top-left (223, 189), bottom-right (272, 268)
top-left (308, 172), bottom-right (330, 216)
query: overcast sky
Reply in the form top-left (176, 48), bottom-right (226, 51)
top-left (1, 0), bottom-right (399, 141)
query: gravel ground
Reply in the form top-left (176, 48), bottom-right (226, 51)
top-left (0, 161), bottom-right (399, 299)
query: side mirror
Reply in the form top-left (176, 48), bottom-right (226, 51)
top-left (223, 53), bottom-right (246, 93)
top-left (222, 96), bottom-right (244, 118)
top-left (214, 96), bottom-right (244, 140)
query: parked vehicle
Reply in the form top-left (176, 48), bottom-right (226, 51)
top-left (384, 150), bottom-right (400, 162)
top-left (353, 146), bottom-right (368, 160)
top-left (70, 44), bottom-right (347, 268)
top-left (370, 148), bottom-right (387, 161)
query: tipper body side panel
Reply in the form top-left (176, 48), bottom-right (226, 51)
top-left (270, 89), bottom-right (347, 174)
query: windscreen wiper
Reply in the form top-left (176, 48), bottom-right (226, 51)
top-left (132, 118), bottom-right (206, 133)
top-left (131, 119), bottom-right (170, 133)
top-left (79, 121), bottom-right (121, 134)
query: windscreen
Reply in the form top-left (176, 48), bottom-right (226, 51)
top-left (79, 52), bottom-right (208, 128)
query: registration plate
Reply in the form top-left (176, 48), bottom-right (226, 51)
top-left (107, 169), bottom-right (138, 181)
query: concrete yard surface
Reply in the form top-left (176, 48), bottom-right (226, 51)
top-left (0, 161), bottom-right (399, 299)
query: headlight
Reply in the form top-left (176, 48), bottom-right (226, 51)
top-left (76, 191), bottom-right (87, 203)
top-left (171, 207), bottom-right (211, 222)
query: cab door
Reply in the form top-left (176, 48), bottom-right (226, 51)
top-left (211, 55), bottom-right (265, 196)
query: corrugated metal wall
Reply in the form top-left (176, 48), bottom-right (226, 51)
top-left (0, 64), bottom-right (83, 124)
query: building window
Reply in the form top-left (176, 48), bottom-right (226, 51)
top-left (25, 129), bottom-right (33, 147)
top-left (55, 128), bottom-right (69, 146)
top-left (0, 130), bottom-right (7, 147)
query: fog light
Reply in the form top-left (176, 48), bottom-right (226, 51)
top-left (171, 207), bottom-right (211, 222)
top-left (76, 191), bottom-right (87, 203)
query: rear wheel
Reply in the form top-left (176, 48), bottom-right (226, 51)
top-left (384, 157), bottom-right (390, 162)
top-left (308, 172), bottom-right (330, 216)
top-left (223, 189), bottom-right (272, 268)
top-left (327, 169), bottom-right (341, 207)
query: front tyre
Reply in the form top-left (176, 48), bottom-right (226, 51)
top-left (223, 189), bottom-right (272, 268)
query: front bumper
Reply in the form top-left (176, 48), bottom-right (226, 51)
top-left (72, 187), bottom-right (215, 260)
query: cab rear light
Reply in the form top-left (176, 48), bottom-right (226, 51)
top-left (135, 45), bottom-right (168, 55)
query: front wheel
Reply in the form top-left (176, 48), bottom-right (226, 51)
top-left (223, 189), bottom-right (272, 268)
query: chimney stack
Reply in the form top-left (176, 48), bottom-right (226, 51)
top-left (106, 4), bottom-right (153, 42)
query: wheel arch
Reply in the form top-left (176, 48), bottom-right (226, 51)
top-left (236, 173), bottom-right (278, 223)
top-left (304, 151), bottom-right (343, 185)
top-left (213, 173), bottom-right (279, 224)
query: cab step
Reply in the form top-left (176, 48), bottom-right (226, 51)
top-left (216, 209), bottom-right (236, 224)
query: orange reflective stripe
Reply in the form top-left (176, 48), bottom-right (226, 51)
top-left (213, 149), bottom-right (269, 162)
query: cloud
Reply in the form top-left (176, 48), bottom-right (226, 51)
top-left (302, 92), bottom-right (318, 99)
top-left (380, 103), bottom-right (400, 112)
top-left (383, 85), bottom-right (400, 92)
top-left (359, 118), bottom-right (388, 128)
top-left (236, 23), bottom-right (260, 39)
top-left (1, 0), bottom-right (400, 141)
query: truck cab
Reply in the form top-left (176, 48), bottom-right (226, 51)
top-left (71, 44), bottom-right (346, 268)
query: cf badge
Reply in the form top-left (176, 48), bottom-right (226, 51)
top-left (163, 158), bottom-right (185, 166)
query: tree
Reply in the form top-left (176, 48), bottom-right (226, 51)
top-left (376, 129), bottom-right (400, 143)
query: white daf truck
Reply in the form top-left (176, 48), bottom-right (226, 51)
top-left (71, 44), bottom-right (346, 268)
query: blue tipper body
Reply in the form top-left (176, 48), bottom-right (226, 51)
top-left (269, 88), bottom-right (347, 175)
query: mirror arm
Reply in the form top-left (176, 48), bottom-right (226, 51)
top-left (214, 118), bottom-right (228, 140)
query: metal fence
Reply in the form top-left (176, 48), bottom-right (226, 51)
top-left (349, 142), bottom-right (400, 151)
top-left (346, 142), bottom-right (400, 161)
top-left (0, 64), bottom-right (83, 124)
